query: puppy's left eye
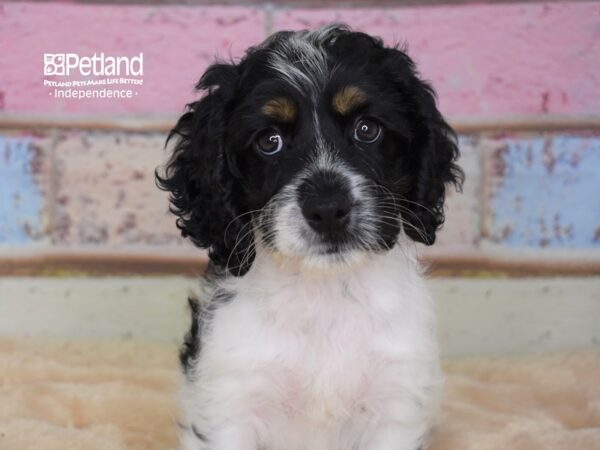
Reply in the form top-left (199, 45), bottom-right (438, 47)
top-left (353, 118), bottom-right (382, 144)
top-left (255, 129), bottom-right (284, 155)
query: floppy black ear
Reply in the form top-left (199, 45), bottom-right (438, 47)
top-left (402, 68), bottom-right (464, 245)
top-left (156, 63), bottom-right (255, 276)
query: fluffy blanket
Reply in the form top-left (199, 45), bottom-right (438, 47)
top-left (0, 339), bottom-right (598, 450)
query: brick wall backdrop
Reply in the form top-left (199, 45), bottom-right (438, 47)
top-left (0, 0), bottom-right (599, 275)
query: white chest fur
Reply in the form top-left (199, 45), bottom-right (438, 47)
top-left (181, 247), bottom-right (442, 450)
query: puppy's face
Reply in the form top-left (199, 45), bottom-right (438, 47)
top-left (157, 26), bottom-right (463, 275)
top-left (232, 76), bottom-right (412, 268)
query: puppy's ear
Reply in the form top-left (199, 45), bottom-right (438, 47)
top-left (387, 50), bottom-right (464, 245)
top-left (156, 63), bottom-right (255, 276)
top-left (405, 79), bottom-right (464, 245)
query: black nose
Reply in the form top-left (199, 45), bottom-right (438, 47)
top-left (301, 195), bottom-right (352, 234)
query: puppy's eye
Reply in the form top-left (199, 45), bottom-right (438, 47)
top-left (255, 129), bottom-right (284, 155)
top-left (353, 118), bottom-right (382, 144)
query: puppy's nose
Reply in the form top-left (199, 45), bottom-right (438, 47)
top-left (301, 195), bottom-right (352, 234)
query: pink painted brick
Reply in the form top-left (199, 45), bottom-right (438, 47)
top-left (0, 3), bottom-right (265, 114)
top-left (274, 2), bottom-right (600, 118)
top-left (50, 131), bottom-right (191, 248)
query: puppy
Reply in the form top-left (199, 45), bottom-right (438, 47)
top-left (157, 24), bottom-right (463, 450)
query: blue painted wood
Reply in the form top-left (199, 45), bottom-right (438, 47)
top-left (0, 136), bottom-right (44, 244)
top-left (488, 135), bottom-right (600, 248)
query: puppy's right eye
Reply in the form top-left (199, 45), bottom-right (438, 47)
top-left (255, 129), bottom-right (284, 155)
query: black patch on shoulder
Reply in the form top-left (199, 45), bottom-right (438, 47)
top-left (179, 296), bottom-right (201, 369)
top-left (180, 263), bottom-right (234, 374)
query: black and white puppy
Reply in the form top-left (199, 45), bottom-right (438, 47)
top-left (157, 25), bottom-right (463, 450)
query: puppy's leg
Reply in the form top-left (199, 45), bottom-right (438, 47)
top-left (179, 387), bottom-right (259, 450)
top-left (209, 424), bottom-right (257, 450)
top-left (363, 392), bottom-right (437, 450)
top-left (364, 425), bottom-right (427, 450)
top-left (179, 424), bottom-right (209, 450)
top-left (178, 422), bottom-right (257, 450)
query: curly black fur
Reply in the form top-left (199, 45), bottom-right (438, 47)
top-left (398, 76), bottom-right (464, 245)
top-left (156, 63), bottom-right (254, 276)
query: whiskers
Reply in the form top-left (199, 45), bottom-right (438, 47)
top-left (221, 180), bottom-right (435, 276)
top-left (222, 190), bottom-right (291, 276)
top-left (360, 182), bottom-right (435, 244)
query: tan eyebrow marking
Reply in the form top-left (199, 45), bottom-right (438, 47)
top-left (261, 97), bottom-right (297, 122)
top-left (332, 86), bottom-right (367, 115)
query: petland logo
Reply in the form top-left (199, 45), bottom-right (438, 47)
top-left (43, 52), bottom-right (144, 100)
top-left (44, 53), bottom-right (143, 77)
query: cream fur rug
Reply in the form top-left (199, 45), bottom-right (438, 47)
top-left (0, 339), bottom-right (599, 450)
